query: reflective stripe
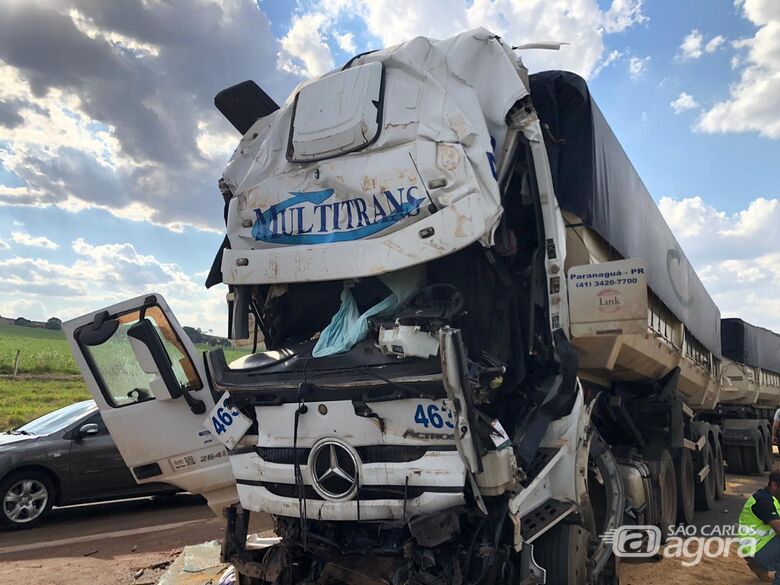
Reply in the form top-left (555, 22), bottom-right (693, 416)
top-left (741, 528), bottom-right (770, 537)
top-left (739, 492), bottom-right (780, 554)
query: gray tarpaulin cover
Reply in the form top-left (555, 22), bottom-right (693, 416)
top-left (529, 70), bottom-right (721, 356)
top-left (721, 318), bottom-right (780, 374)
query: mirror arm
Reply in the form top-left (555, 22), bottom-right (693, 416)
top-left (128, 320), bottom-right (183, 399)
top-left (181, 389), bottom-right (206, 415)
top-left (127, 319), bottom-right (205, 415)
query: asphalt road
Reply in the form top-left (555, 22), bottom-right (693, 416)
top-left (0, 493), bottom-right (217, 556)
top-left (0, 493), bottom-right (230, 585)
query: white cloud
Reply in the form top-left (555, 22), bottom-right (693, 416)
top-left (0, 299), bottom-right (48, 321)
top-left (704, 34), bottom-right (726, 53)
top-left (0, 238), bottom-right (228, 333)
top-left (628, 55), bottom-right (650, 80)
top-left (660, 195), bottom-right (780, 331)
top-left (677, 30), bottom-right (726, 61)
top-left (281, 0), bottom-right (648, 81)
top-left (679, 29), bottom-right (704, 59)
top-left (10, 231), bottom-right (59, 249)
top-left (335, 31), bottom-right (357, 54)
top-left (0, 1), bottom-right (297, 232)
top-left (277, 12), bottom-right (335, 77)
top-left (696, 0), bottom-right (780, 139)
top-left (0, 239), bottom-right (10, 250)
top-left (592, 49), bottom-right (623, 77)
top-left (604, 0), bottom-right (648, 33)
top-left (670, 92), bottom-right (699, 113)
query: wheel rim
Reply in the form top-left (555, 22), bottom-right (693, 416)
top-left (4, 479), bottom-right (48, 524)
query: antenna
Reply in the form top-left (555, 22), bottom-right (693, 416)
top-left (512, 42), bottom-right (569, 51)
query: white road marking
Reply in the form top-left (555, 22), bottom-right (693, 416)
top-left (0, 518), bottom-right (211, 555)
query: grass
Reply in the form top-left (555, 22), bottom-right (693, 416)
top-left (0, 323), bottom-right (250, 375)
top-left (196, 344), bottom-right (251, 364)
top-left (0, 378), bottom-right (91, 431)
top-left (0, 322), bottom-right (251, 429)
top-left (0, 323), bottom-right (78, 375)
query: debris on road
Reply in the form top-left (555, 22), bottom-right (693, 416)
top-left (158, 540), bottom-right (227, 585)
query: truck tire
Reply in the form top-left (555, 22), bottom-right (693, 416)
top-left (765, 426), bottom-right (774, 471)
top-left (742, 429), bottom-right (765, 474)
top-left (654, 449), bottom-right (678, 534)
top-left (534, 523), bottom-right (588, 585)
top-left (724, 445), bottom-right (744, 474)
top-left (713, 440), bottom-right (725, 500)
top-left (694, 442), bottom-right (716, 511)
top-left (675, 449), bottom-right (695, 525)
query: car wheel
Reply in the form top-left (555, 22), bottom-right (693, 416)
top-left (0, 470), bottom-right (55, 530)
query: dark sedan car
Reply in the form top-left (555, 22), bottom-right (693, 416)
top-left (0, 400), bottom-right (175, 529)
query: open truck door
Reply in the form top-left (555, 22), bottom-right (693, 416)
top-left (63, 294), bottom-right (237, 516)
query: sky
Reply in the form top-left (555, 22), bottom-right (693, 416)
top-left (0, 0), bottom-right (779, 338)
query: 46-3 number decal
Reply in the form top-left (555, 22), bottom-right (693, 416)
top-left (211, 404), bottom-right (240, 436)
top-left (414, 403), bottom-right (454, 430)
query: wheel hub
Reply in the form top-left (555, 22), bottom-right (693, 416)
top-left (4, 479), bottom-right (48, 523)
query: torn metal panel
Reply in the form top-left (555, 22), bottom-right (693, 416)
top-left (220, 29), bottom-right (526, 285)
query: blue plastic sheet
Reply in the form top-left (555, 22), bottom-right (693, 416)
top-left (312, 267), bottom-right (424, 358)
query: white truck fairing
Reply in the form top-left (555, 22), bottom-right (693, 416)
top-left (220, 30), bottom-right (524, 285)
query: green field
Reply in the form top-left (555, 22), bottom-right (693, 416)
top-left (0, 322), bottom-right (249, 430)
top-left (0, 322), bottom-right (79, 375)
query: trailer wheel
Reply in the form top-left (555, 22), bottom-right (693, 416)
top-left (534, 523), bottom-right (588, 585)
top-left (764, 426), bottom-right (774, 471)
top-left (742, 430), bottom-right (765, 474)
top-left (653, 449), bottom-right (678, 534)
top-left (724, 445), bottom-right (744, 474)
top-left (713, 439), bottom-right (725, 500)
top-left (675, 449), bottom-right (695, 525)
top-left (694, 442), bottom-right (716, 511)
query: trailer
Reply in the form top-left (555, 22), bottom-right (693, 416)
top-left (532, 70), bottom-right (725, 529)
top-left (696, 318), bottom-right (780, 475)
top-left (61, 29), bottom-right (776, 585)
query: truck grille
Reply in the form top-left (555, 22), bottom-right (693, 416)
top-left (241, 481), bottom-right (462, 501)
top-left (255, 445), bottom-right (446, 465)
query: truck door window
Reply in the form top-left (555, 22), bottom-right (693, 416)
top-left (78, 306), bottom-right (202, 408)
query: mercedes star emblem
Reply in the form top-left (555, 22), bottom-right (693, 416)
top-left (309, 440), bottom-right (359, 501)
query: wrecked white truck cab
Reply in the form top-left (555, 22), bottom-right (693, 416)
top-left (66, 27), bottom-right (735, 585)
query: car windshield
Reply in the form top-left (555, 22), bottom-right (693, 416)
top-left (14, 401), bottom-right (96, 436)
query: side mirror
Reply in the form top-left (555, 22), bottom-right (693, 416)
top-left (127, 319), bottom-right (183, 400)
top-left (78, 423), bottom-right (99, 438)
top-left (126, 318), bottom-right (206, 415)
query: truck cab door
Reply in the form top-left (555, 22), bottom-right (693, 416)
top-left (62, 294), bottom-right (237, 516)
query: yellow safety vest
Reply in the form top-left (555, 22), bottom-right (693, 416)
top-left (739, 491), bottom-right (780, 555)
